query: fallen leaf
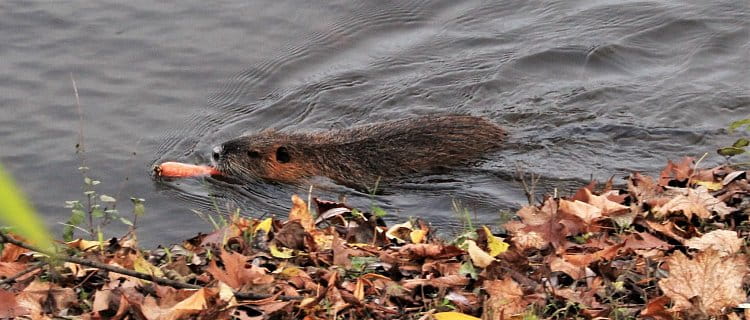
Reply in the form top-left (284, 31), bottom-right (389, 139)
top-left (465, 240), bottom-right (494, 268)
top-left (207, 250), bottom-right (274, 290)
top-left (433, 311), bottom-right (481, 320)
top-left (640, 296), bottom-right (674, 320)
top-left (398, 243), bottom-right (443, 258)
top-left (658, 250), bottom-right (747, 316)
top-left (550, 256), bottom-right (585, 280)
top-left (0, 242), bottom-right (28, 262)
top-left (483, 277), bottom-right (528, 319)
top-left (269, 243), bottom-right (296, 259)
top-left (659, 157), bottom-right (693, 186)
top-left (558, 199), bottom-right (601, 224)
top-left (401, 274), bottom-right (469, 290)
top-left (289, 194), bottom-right (315, 232)
top-left (0, 289), bottom-right (28, 318)
top-left (168, 288), bottom-right (208, 320)
top-left (482, 226), bottom-right (509, 257)
top-left (657, 186), bottom-right (732, 219)
top-left (580, 188), bottom-right (630, 215)
top-left (685, 230), bottom-right (742, 256)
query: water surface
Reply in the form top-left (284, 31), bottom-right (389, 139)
top-left (1, 0), bottom-right (747, 244)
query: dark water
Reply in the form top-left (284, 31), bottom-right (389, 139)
top-left (1, 0), bottom-right (748, 245)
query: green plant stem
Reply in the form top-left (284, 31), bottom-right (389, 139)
top-left (0, 232), bottom-right (301, 301)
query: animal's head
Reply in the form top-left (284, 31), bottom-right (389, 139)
top-left (212, 132), bottom-right (309, 182)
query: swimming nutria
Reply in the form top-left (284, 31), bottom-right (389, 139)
top-left (212, 115), bottom-right (505, 189)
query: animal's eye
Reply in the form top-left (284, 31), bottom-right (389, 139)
top-left (247, 150), bottom-right (261, 158)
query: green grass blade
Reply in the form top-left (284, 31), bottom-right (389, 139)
top-left (0, 163), bottom-right (54, 250)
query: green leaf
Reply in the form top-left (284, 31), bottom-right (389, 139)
top-left (69, 209), bottom-right (85, 226)
top-left (119, 217), bottom-right (134, 226)
top-left (717, 147), bottom-right (746, 157)
top-left (92, 207), bottom-right (105, 219)
top-left (732, 138), bottom-right (750, 148)
top-left (100, 194), bottom-right (116, 202)
top-left (372, 207), bottom-right (387, 218)
top-left (729, 119), bottom-right (750, 132)
top-left (0, 164), bottom-right (54, 250)
top-left (458, 261), bottom-right (478, 280)
top-left (131, 198), bottom-right (145, 217)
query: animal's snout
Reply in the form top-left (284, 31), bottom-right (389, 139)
top-left (212, 145), bottom-right (223, 162)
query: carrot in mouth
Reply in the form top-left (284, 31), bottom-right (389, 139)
top-left (154, 162), bottom-right (221, 178)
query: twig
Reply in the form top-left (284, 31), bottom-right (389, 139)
top-left (0, 261), bottom-right (47, 286)
top-left (0, 233), bottom-right (301, 301)
top-left (70, 73), bottom-right (85, 158)
top-left (515, 163), bottom-right (541, 205)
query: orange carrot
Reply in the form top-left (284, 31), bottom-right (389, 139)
top-left (155, 162), bottom-right (221, 178)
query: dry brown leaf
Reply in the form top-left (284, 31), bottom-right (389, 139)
top-left (622, 232), bottom-right (672, 252)
top-left (167, 288), bottom-right (209, 320)
top-left (580, 188), bottom-right (630, 215)
top-left (659, 157), bottom-right (694, 186)
top-left (289, 194), bottom-right (315, 232)
top-left (398, 243), bottom-right (443, 258)
top-left (0, 262), bottom-right (30, 279)
top-left (658, 250), bottom-right (747, 316)
top-left (401, 274), bottom-right (469, 290)
top-left (558, 199), bottom-right (601, 225)
top-left (685, 230), bottom-right (742, 256)
top-left (549, 257), bottom-right (585, 280)
top-left (483, 277), bottom-right (528, 319)
top-left (640, 296), bottom-right (674, 320)
top-left (0, 289), bottom-right (28, 318)
top-left (207, 250), bottom-right (274, 290)
top-left (0, 242), bottom-right (28, 262)
top-left (15, 281), bottom-right (76, 318)
top-left (508, 198), bottom-right (580, 250)
top-left (92, 289), bottom-right (112, 313)
top-left (657, 186), bottom-right (732, 219)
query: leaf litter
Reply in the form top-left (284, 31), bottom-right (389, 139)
top-left (1, 157), bottom-right (750, 319)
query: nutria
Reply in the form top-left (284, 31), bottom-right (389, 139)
top-left (212, 115), bottom-right (505, 189)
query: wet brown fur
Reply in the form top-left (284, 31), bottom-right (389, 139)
top-left (214, 115), bottom-right (506, 189)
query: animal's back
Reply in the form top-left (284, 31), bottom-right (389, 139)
top-left (312, 115), bottom-right (506, 182)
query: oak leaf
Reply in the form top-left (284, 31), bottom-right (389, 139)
top-left (658, 250), bottom-right (747, 316)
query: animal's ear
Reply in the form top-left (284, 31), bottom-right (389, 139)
top-left (276, 146), bottom-right (291, 163)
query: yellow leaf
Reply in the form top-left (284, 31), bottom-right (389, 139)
top-left (254, 218), bottom-right (273, 236)
top-left (386, 221), bottom-right (413, 243)
top-left (66, 239), bottom-right (106, 251)
top-left (466, 240), bottom-right (495, 268)
top-left (483, 226), bottom-right (509, 257)
top-left (433, 311), bottom-right (481, 320)
top-left (269, 243), bottom-right (295, 258)
top-left (694, 180), bottom-right (723, 191)
top-left (279, 266), bottom-right (302, 278)
top-left (410, 229), bottom-right (427, 244)
top-left (133, 253), bottom-right (164, 278)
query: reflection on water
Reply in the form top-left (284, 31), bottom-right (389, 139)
top-left (1, 0), bottom-right (747, 244)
